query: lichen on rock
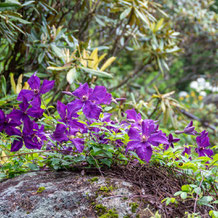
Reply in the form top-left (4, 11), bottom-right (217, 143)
top-left (0, 171), bottom-right (147, 217)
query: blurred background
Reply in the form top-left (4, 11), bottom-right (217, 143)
top-left (0, 0), bottom-right (217, 143)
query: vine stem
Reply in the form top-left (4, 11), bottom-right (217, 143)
top-left (193, 171), bottom-right (204, 214)
top-left (90, 154), bottom-right (104, 178)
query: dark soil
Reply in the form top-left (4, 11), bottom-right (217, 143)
top-left (69, 162), bottom-right (216, 217)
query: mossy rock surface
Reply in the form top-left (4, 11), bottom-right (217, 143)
top-left (0, 171), bottom-right (149, 217)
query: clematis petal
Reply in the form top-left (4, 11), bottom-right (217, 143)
top-left (71, 138), bottom-right (84, 152)
top-left (136, 145), bottom-right (152, 163)
top-left (8, 109), bottom-right (23, 122)
top-left (126, 109), bottom-right (141, 122)
top-left (83, 101), bottom-right (101, 119)
top-left (23, 118), bottom-right (34, 135)
top-left (5, 127), bottom-right (21, 136)
top-left (30, 96), bottom-right (41, 108)
top-left (148, 132), bottom-right (168, 145)
top-left (142, 120), bottom-right (156, 137)
top-left (0, 110), bottom-right (5, 132)
top-left (196, 130), bottom-right (210, 148)
top-left (67, 99), bottom-right (83, 117)
top-left (24, 136), bottom-right (41, 149)
top-left (17, 90), bottom-right (34, 101)
top-left (69, 119), bottom-right (86, 130)
top-left (40, 80), bottom-right (55, 94)
top-left (19, 97), bottom-right (29, 112)
top-left (182, 146), bottom-right (191, 156)
top-left (0, 109), bottom-right (5, 122)
top-left (28, 73), bottom-right (40, 90)
top-left (128, 127), bottom-right (140, 140)
top-left (11, 138), bottom-right (23, 152)
top-left (202, 149), bottom-right (213, 157)
top-left (168, 133), bottom-right (173, 142)
top-left (27, 107), bottom-right (44, 118)
top-left (101, 113), bottom-right (112, 122)
top-left (52, 124), bottom-right (68, 142)
top-left (126, 140), bottom-right (140, 151)
top-left (101, 93), bottom-right (112, 105)
top-left (57, 101), bottom-right (67, 121)
top-left (89, 86), bottom-right (112, 104)
top-left (73, 83), bottom-right (90, 99)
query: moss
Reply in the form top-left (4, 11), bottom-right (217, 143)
top-left (95, 204), bottom-right (107, 216)
top-left (94, 204), bottom-right (118, 217)
top-left (36, 186), bottom-right (45, 193)
top-left (99, 185), bottom-right (114, 193)
top-left (88, 177), bottom-right (99, 183)
top-left (99, 209), bottom-right (119, 218)
top-left (129, 202), bottom-right (139, 213)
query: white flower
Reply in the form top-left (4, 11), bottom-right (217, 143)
top-left (179, 91), bottom-right (188, 97)
top-left (190, 81), bottom-right (198, 90)
top-left (199, 91), bottom-right (207, 97)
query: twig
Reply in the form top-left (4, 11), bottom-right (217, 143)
top-left (178, 108), bottom-right (216, 132)
top-left (193, 172), bottom-right (204, 213)
top-left (0, 150), bottom-right (54, 159)
top-left (109, 64), bottom-right (151, 91)
top-left (148, 99), bottom-right (160, 119)
top-left (90, 154), bottom-right (104, 178)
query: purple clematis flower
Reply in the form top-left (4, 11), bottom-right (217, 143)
top-left (10, 119), bottom-right (46, 152)
top-left (64, 83), bottom-right (112, 119)
top-left (164, 134), bottom-right (180, 150)
top-left (17, 73), bottom-right (55, 104)
top-left (126, 120), bottom-right (168, 163)
top-left (195, 130), bottom-right (213, 157)
top-left (175, 121), bottom-right (198, 135)
top-left (126, 109), bottom-right (142, 128)
top-left (9, 97), bottom-right (44, 124)
top-left (0, 110), bottom-right (21, 135)
top-left (52, 124), bottom-right (84, 152)
top-left (182, 145), bottom-right (191, 156)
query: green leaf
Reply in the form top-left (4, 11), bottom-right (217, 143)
top-left (100, 158), bottom-right (112, 167)
top-left (80, 66), bottom-right (113, 78)
top-left (198, 196), bottom-right (213, 204)
top-left (120, 7), bottom-right (132, 20)
top-left (66, 68), bottom-right (77, 84)
top-left (22, 1), bottom-right (35, 7)
top-left (209, 210), bottom-right (218, 218)
top-left (180, 192), bottom-right (187, 199)
top-left (38, 52), bottom-right (45, 64)
top-left (47, 66), bottom-right (71, 71)
top-left (166, 198), bottom-right (171, 205)
top-left (1, 76), bottom-right (6, 96)
top-left (174, 191), bottom-right (182, 196)
top-left (0, 2), bottom-right (20, 10)
top-left (134, 8), bottom-right (150, 26)
top-left (181, 185), bottom-right (191, 192)
top-left (194, 187), bottom-right (201, 195)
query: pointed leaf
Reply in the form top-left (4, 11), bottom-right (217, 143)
top-left (100, 57), bottom-right (116, 71)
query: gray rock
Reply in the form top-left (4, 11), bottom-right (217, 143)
top-left (0, 171), bottom-right (151, 218)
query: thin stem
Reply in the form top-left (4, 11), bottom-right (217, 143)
top-left (109, 64), bottom-right (150, 91)
top-left (193, 172), bottom-right (204, 214)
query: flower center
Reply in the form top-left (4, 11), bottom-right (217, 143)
top-left (139, 119), bottom-right (143, 125)
top-left (69, 135), bottom-right (74, 140)
top-left (142, 135), bottom-right (148, 142)
top-left (82, 95), bottom-right (88, 101)
top-left (34, 89), bottom-right (39, 94)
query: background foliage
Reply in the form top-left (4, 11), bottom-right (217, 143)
top-left (0, 0), bottom-right (217, 216)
